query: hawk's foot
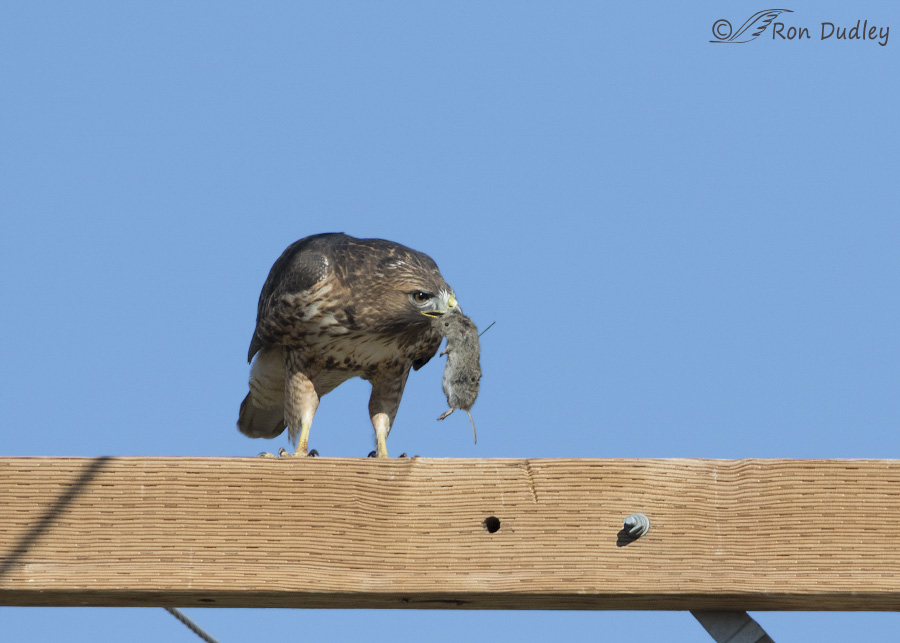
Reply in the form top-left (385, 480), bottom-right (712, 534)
top-left (277, 447), bottom-right (319, 458)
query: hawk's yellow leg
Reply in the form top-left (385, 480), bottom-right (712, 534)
top-left (372, 413), bottom-right (391, 458)
top-left (283, 422), bottom-right (312, 457)
top-left (257, 357), bottom-right (320, 458)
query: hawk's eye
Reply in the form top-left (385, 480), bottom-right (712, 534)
top-left (412, 291), bottom-right (432, 303)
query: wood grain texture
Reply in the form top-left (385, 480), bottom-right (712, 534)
top-left (1, 457), bottom-right (899, 610)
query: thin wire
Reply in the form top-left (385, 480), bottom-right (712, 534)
top-left (164, 607), bottom-right (222, 643)
top-left (478, 321), bottom-right (496, 337)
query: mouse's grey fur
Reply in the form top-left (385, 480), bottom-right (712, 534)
top-left (435, 311), bottom-right (481, 443)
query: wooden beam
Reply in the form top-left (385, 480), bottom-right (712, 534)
top-left (1, 457), bottom-right (899, 610)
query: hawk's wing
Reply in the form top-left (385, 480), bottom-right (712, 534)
top-left (247, 235), bottom-right (333, 362)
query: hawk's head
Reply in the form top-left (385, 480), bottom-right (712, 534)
top-left (342, 241), bottom-right (458, 336)
top-left (385, 264), bottom-right (458, 331)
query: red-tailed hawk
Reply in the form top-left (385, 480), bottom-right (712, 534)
top-left (238, 233), bottom-right (458, 458)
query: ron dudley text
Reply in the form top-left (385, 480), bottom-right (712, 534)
top-left (773, 20), bottom-right (889, 46)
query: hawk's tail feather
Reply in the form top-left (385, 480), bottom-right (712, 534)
top-left (237, 393), bottom-right (286, 439)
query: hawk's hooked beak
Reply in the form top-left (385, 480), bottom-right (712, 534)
top-left (422, 294), bottom-right (458, 318)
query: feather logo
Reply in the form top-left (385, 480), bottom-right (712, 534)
top-left (711, 9), bottom-right (793, 43)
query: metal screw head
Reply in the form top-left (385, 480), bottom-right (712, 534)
top-left (622, 512), bottom-right (650, 537)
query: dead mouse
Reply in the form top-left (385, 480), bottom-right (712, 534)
top-left (435, 311), bottom-right (482, 443)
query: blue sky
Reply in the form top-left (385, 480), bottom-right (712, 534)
top-left (2, 1), bottom-right (898, 641)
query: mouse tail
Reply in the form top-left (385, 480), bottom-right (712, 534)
top-left (466, 410), bottom-right (477, 444)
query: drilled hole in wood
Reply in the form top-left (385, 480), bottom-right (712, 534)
top-left (483, 516), bottom-right (500, 533)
